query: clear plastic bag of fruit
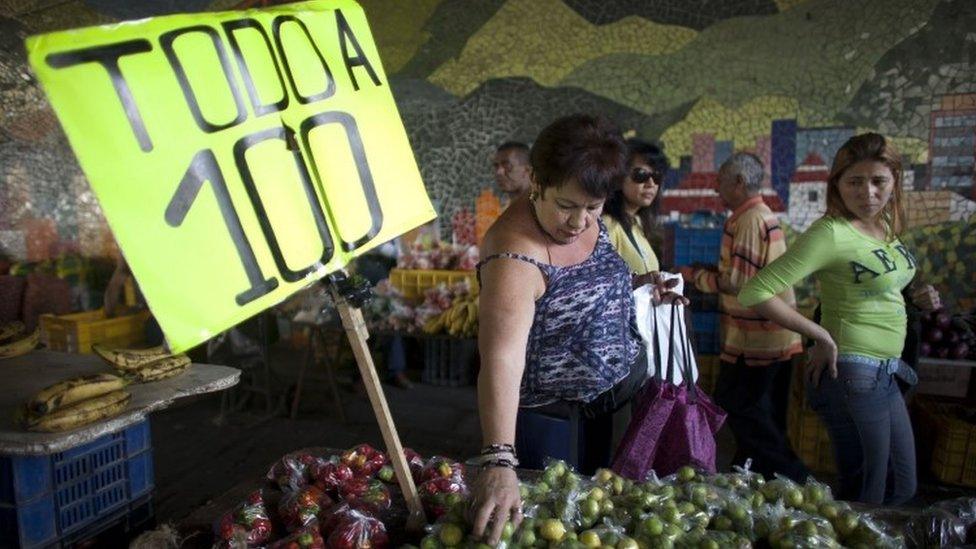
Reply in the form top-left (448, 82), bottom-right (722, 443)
top-left (214, 489), bottom-right (275, 548)
top-left (419, 456), bottom-right (465, 484)
top-left (403, 447), bottom-right (426, 484)
top-left (311, 455), bottom-right (355, 497)
top-left (269, 523), bottom-right (326, 549)
top-left (340, 443), bottom-right (389, 478)
top-left (323, 504), bottom-right (389, 549)
top-left (577, 518), bottom-right (633, 548)
top-left (419, 518), bottom-right (479, 549)
top-left (705, 490), bottom-right (755, 539)
top-left (835, 511), bottom-right (905, 548)
top-left (267, 451), bottom-right (320, 491)
top-left (338, 477), bottom-right (392, 513)
top-left (418, 474), bottom-right (468, 519)
top-left (869, 496), bottom-right (976, 547)
top-left (757, 474), bottom-right (807, 509)
top-left (279, 485), bottom-right (335, 533)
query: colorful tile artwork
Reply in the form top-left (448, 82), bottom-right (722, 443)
top-left (1, 0), bottom-right (974, 306)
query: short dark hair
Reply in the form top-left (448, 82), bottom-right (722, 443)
top-left (496, 141), bottom-right (530, 164)
top-left (529, 114), bottom-right (627, 199)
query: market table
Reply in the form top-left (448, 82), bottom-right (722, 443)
top-left (1, 349), bottom-right (240, 548)
top-left (0, 349), bottom-right (240, 455)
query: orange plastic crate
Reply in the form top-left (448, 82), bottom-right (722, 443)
top-left (388, 269), bottom-right (478, 302)
top-left (40, 309), bottom-right (150, 354)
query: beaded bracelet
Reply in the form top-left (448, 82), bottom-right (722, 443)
top-left (480, 458), bottom-right (518, 470)
top-left (481, 443), bottom-right (515, 455)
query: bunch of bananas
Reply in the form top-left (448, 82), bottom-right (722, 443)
top-left (25, 373), bottom-right (131, 432)
top-left (93, 344), bottom-right (191, 383)
top-left (422, 296), bottom-right (478, 338)
top-left (0, 321), bottom-right (40, 359)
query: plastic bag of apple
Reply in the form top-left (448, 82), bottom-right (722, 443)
top-left (414, 460), bottom-right (903, 549)
top-left (214, 444), bottom-right (468, 548)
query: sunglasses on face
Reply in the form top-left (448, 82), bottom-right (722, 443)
top-left (631, 168), bottom-right (659, 184)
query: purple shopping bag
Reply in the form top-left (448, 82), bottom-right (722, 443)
top-left (612, 303), bottom-right (682, 480)
top-left (652, 308), bottom-right (727, 476)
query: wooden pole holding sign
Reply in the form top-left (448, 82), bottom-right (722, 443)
top-left (328, 276), bottom-right (426, 531)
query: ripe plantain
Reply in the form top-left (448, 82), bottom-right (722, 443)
top-left (28, 373), bottom-right (126, 415)
top-left (0, 327), bottom-right (40, 359)
top-left (27, 390), bottom-right (131, 432)
top-left (0, 320), bottom-right (25, 342)
top-left (125, 354), bottom-right (191, 383)
top-left (92, 343), bottom-right (169, 370)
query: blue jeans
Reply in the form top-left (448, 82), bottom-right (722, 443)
top-left (807, 355), bottom-right (917, 505)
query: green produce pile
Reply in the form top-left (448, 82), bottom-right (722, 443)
top-left (416, 462), bottom-right (902, 549)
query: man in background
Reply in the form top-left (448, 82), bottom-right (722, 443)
top-left (492, 141), bottom-right (532, 207)
top-left (681, 152), bottom-right (807, 481)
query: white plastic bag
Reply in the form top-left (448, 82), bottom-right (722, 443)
top-left (632, 273), bottom-right (698, 385)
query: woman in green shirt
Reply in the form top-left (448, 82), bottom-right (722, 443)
top-left (603, 139), bottom-right (666, 275)
top-left (738, 133), bottom-right (941, 504)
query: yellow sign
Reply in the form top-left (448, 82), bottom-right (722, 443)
top-left (27, 0), bottom-right (435, 352)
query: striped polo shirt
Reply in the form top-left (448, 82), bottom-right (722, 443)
top-left (692, 196), bottom-right (802, 366)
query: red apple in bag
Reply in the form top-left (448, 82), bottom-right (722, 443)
top-left (326, 508), bottom-right (389, 549)
top-left (340, 444), bottom-right (388, 478)
top-left (312, 456), bottom-right (355, 495)
top-left (339, 477), bottom-right (391, 512)
top-left (215, 490), bottom-right (274, 547)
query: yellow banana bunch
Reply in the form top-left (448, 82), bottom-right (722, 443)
top-left (0, 326), bottom-right (40, 359)
top-left (28, 373), bottom-right (126, 415)
top-left (0, 320), bottom-right (25, 341)
top-left (422, 314), bottom-right (446, 335)
top-left (425, 297), bottom-right (479, 337)
top-left (93, 343), bottom-right (169, 370)
top-left (124, 354), bottom-right (191, 383)
top-left (27, 390), bottom-right (131, 432)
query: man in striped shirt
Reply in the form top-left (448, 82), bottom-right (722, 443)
top-left (680, 152), bottom-right (807, 482)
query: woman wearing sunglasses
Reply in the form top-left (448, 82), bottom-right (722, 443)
top-left (602, 139), bottom-right (668, 276)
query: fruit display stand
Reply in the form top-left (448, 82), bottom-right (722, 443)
top-left (0, 350), bottom-right (240, 548)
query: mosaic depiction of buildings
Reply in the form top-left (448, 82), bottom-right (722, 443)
top-left (1, 0), bottom-right (974, 306)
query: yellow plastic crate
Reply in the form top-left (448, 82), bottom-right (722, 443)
top-left (388, 269), bottom-right (478, 302)
top-left (40, 309), bottom-right (150, 354)
top-left (916, 399), bottom-right (976, 487)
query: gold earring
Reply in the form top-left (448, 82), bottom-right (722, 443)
top-left (529, 190), bottom-right (539, 202)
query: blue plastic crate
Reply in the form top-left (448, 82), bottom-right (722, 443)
top-left (672, 226), bottom-right (724, 267)
top-left (0, 419), bottom-right (154, 548)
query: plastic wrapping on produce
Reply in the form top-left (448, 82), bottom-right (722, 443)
top-left (339, 477), bottom-right (392, 514)
top-left (311, 456), bottom-right (355, 497)
top-left (417, 456), bottom-right (467, 518)
top-left (861, 496), bottom-right (976, 547)
top-left (267, 451), bottom-right (319, 492)
top-left (323, 504), bottom-right (389, 549)
top-left (340, 444), bottom-right (389, 478)
top-left (214, 489), bottom-right (275, 548)
top-left (279, 485), bottom-right (334, 533)
top-left (268, 523), bottom-right (325, 549)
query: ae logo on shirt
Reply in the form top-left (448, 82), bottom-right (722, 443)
top-left (850, 245), bottom-right (916, 284)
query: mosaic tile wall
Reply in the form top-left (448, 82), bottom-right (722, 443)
top-left (1, 0), bottom-right (974, 307)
